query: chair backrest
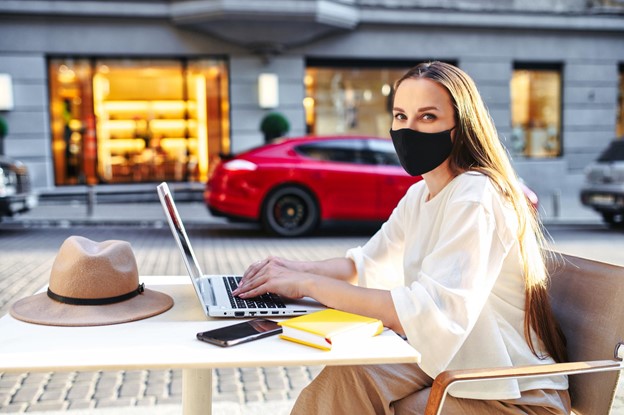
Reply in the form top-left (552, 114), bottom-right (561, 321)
top-left (547, 252), bottom-right (624, 415)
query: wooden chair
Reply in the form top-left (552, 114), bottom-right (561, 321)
top-left (425, 252), bottom-right (624, 415)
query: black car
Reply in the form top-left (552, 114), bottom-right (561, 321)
top-left (0, 156), bottom-right (37, 220)
top-left (580, 139), bottom-right (624, 226)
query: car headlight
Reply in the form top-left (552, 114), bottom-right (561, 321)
top-left (0, 168), bottom-right (17, 197)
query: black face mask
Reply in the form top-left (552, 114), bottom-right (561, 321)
top-left (390, 127), bottom-right (455, 176)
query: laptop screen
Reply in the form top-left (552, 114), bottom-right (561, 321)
top-left (157, 183), bottom-right (208, 298)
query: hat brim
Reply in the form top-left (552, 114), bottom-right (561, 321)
top-left (9, 288), bottom-right (174, 327)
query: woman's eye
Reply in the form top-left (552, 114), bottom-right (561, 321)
top-left (422, 113), bottom-right (437, 121)
top-left (394, 113), bottom-right (407, 121)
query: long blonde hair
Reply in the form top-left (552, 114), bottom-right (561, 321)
top-left (395, 61), bottom-right (567, 363)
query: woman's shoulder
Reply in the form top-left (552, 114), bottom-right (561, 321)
top-left (448, 172), bottom-right (508, 208)
top-left (405, 178), bottom-right (428, 199)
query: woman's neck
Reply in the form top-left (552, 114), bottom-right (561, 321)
top-left (423, 163), bottom-right (457, 200)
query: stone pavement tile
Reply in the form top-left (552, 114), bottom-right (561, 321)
top-left (135, 396), bottom-right (156, 406)
top-left (153, 397), bottom-right (181, 406)
top-left (264, 390), bottom-right (289, 401)
top-left (65, 384), bottom-right (93, 401)
top-left (0, 403), bottom-right (27, 413)
top-left (0, 375), bottom-right (22, 407)
top-left (94, 397), bottom-right (136, 408)
top-left (38, 390), bottom-right (65, 402)
top-left (22, 401), bottom-right (67, 412)
top-left (20, 374), bottom-right (49, 386)
top-left (143, 383), bottom-right (168, 398)
top-left (44, 373), bottom-right (72, 390)
top-left (244, 391), bottom-right (264, 402)
top-left (73, 373), bottom-right (98, 383)
top-left (66, 400), bottom-right (94, 410)
top-left (118, 382), bottom-right (144, 398)
top-left (11, 387), bottom-right (41, 404)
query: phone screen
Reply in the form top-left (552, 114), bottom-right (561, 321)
top-left (196, 319), bottom-right (282, 347)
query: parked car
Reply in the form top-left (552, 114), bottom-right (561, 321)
top-left (580, 139), bottom-right (624, 226)
top-left (0, 156), bottom-right (37, 220)
top-left (205, 136), bottom-right (539, 236)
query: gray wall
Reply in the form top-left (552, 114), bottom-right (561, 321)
top-left (229, 56), bottom-right (306, 154)
top-left (0, 54), bottom-right (52, 189)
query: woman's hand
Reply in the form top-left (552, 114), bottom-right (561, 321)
top-left (232, 256), bottom-right (312, 299)
top-left (233, 256), bottom-right (403, 333)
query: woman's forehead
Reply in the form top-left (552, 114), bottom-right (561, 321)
top-left (394, 78), bottom-right (453, 110)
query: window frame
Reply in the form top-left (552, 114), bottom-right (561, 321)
top-left (510, 61), bottom-right (564, 159)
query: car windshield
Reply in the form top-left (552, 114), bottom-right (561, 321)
top-left (598, 140), bottom-right (624, 162)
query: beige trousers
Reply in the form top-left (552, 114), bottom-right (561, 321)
top-left (291, 363), bottom-right (571, 415)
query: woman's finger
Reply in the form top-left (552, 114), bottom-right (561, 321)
top-left (241, 258), bottom-right (266, 283)
top-left (235, 266), bottom-right (269, 295)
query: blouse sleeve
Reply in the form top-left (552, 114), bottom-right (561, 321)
top-left (391, 197), bottom-right (516, 377)
top-left (345, 189), bottom-right (410, 290)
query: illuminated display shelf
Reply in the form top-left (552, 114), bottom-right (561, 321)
top-left (97, 99), bottom-right (199, 155)
top-left (101, 100), bottom-right (198, 117)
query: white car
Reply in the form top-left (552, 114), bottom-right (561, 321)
top-left (0, 156), bottom-right (37, 220)
top-left (580, 139), bottom-right (624, 226)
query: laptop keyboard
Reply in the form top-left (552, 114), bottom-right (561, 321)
top-left (224, 276), bottom-right (286, 309)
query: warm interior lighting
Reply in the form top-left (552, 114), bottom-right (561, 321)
top-left (381, 84), bottom-right (392, 97)
top-left (303, 97), bottom-right (315, 127)
top-left (194, 74), bottom-right (209, 181)
top-left (258, 73), bottom-right (279, 109)
top-left (0, 74), bottom-right (14, 111)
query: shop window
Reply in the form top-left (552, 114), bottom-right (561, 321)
top-left (510, 64), bottom-right (562, 158)
top-left (304, 60), bottom-right (414, 138)
top-left (49, 58), bottom-right (229, 185)
top-left (617, 65), bottom-right (623, 138)
top-left (49, 59), bottom-right (95, 185)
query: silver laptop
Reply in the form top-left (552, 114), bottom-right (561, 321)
top-left (157, 182), bottom-right (326, 318)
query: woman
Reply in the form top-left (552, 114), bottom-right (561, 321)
top-left (232, 61), bottom-right (570, 414)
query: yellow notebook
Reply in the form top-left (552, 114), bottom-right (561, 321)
top-left (278, 309), bottom-right (384, 351)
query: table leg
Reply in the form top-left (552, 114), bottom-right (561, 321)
top-left (182, 368), bottom-right (213, 415)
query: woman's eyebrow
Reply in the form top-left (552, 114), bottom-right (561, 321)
top-left (392, 105), bottom-right (440, 113)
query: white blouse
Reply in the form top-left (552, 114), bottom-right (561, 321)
top-left (346, 172), bottom-right (568, 400)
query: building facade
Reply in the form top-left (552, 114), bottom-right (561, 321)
top-left (0, 0), bottom-right (623, 217)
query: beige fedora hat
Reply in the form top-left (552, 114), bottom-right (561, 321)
top-left (10, 235), bottom-right (174, 326)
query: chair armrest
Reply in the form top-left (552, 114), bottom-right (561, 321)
top-left (424, 360), bottom-right (624, 415)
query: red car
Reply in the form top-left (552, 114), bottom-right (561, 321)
top-left (205, 136), bottom-right (539, 236)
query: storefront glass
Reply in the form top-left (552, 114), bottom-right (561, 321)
top-left (304, 65), bottom-right (409, 138)
top-left (49, 58), bottom-right (229, 185)
top-left (510, 65), bottom-right (562, 158)
top-left (49, 59), bottom-right (96, 185)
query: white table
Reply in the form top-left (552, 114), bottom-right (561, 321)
top-left (0, 276), bottom-right (421, 414)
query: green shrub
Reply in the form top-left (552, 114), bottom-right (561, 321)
top-left (0, 116), bottom-right (7, 138)
top-left (260, 112), bottom-right (289, 142)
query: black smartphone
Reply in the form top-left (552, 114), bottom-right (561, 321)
top-left (196, 319), bottom-right (282, 347)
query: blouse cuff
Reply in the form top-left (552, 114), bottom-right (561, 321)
top-left (345, 247), bottom-right (366, 287)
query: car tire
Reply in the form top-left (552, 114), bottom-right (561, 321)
top-left (602, 212), bottom-right (624, 227)
top-left (261, 186), bottom-right (319, 237)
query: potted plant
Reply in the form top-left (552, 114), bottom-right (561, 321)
top-left (0, 115), bottom-right (7, 156)
top-left (260, 112), bottom-right (289, 143)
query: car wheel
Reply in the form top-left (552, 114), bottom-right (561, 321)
top-left (602, 212), bottom-right (624, 227)
top-left (262, 186), bottom-right (319, 236)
